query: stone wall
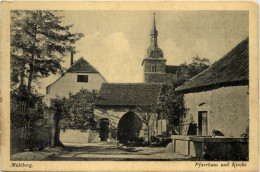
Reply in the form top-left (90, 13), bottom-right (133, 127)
top-left (183, 85), bottom-right (249, 137)
top-left (169, 135), bottom-right (248, 160)
top-left (143, 59), bottom-right (166, 73)
top-left (60, 129), bottom-right (89, 144)
top-left (94, 106), bottom-right (159, 140)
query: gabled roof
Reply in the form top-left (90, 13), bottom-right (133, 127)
top-left (67, 57), bottom-right (98, 73)
top-left (46, 57), bottom-right (106, 90)
top-left (175, 38), bottom-right (249, 93)
top-left (166, 65), bottom-right (179, 74)
top-left (95, 83), bottom-right (163, 106)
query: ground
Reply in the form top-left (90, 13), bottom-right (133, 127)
top-left (11, 142), bottom-right (197, 161)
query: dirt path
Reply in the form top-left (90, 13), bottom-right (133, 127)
top-left (11, 142), bottom-right (196, 161)
top-left (42, 142), bottom-right (195, 161)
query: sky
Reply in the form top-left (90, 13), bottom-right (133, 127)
top-left (39, 10), bottom-right (249, 94)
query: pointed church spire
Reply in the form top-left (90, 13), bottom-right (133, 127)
top-left (150, 12), bottom-right (158, 46)
top-left (153, 12), bottom-right (157, 32)
top-left (145, 12), bottom-right (163, 59)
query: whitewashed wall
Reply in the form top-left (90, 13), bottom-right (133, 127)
top-left (183, 85), bottom-right (249, 137)
top-left (47, 72), bottom-right (106, 98)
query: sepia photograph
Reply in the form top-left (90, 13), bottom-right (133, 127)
top-left (1, 1), bottom-right (259, 172)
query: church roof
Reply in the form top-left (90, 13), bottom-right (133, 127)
top-left (175, 38), bottom-right (249, 93)
top-left (67, 57), bottom-right (99, 73)
top-left (166, 65), bottom-right (180, 74)
top-left (147, 46), bottom-right (164, 58)
top-left (144, 73), bottom-right (177, 86)
top-left (150, 12), bottom-right (158, 36)
top-left (146, 13), bottom-right (164, 59)
top-left (95, 83), bottom-right (163, 106)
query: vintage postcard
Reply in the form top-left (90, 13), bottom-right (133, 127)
top-left (1, 1), bottom-right (259, 171)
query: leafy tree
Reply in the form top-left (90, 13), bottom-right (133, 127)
top-left (160, 56), bottom-right (210, 134)
top-left (49, 89), bottom-right (98, 146)
top-left (174, 56), bottom-right (210, 88)
top-left (50, 97), bottom-right (68, 147)
top-left (11, 85), bottom-right (47, 149)
top-left (11, 85), bottom-right (46, 129)
top-left (61, 89), bottom-right (98, 131)
top-left (11, 10), bottom-right (83, 146)
top-left (11, 10), bottom-right (84, 91)
top-left (158, 85), bottom-right (186, 134)
top-left (137, 104), bottom-right (158, 144)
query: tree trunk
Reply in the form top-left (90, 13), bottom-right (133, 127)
top-left (27, 62), bottom-right (34, 93)
top-left (53, 113), bottom-right (64, 147)
top-left (27, 25), bottom-right (37, 93)
top-left (147, 125), bottom-right (152, 146)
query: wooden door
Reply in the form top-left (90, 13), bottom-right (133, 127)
top-left (198, 111), bottom-right (208, 136)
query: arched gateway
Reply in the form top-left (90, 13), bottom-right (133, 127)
top-left (117, 111), bottom-right (143, 143)
top-left (94, 83), bottom-right (164, 142)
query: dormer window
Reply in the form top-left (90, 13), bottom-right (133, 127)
top-left (77, 75), bottom-right (88, 82)
top-left (151, 65), bottom-right (157, 72)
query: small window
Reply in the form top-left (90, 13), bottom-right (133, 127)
top-left (46, 87), bottom-right (50, 94)
top-left (77, 75), bottom-right (88, 82)
top-left (151, 65), bottom-right (157, 72)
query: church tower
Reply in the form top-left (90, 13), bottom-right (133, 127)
top-left (142, 13), bottom-right (167, 83)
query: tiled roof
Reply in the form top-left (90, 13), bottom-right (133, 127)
top-left (95, 83), bottom-right (163, 106)
top-left (67, 57), bottom-right (98, 73)
top-left (166, 65), bottom-right (180, 74)
top-left (176, 38), bottom-right (249, 93)
top-left (145, 73), bottom-right (177, 86)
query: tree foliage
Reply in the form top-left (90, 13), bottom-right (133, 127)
top-left (174, 56), bottom-right (210, 88)
top-left (61, 89), bottom-right (98, 131)
top-left (49, 89), bottom-right (97, 146)
top-left (11, 10), bottom-right (84, 91)
top-left (50, 89), bottom-right (98, 131)
top-left (137, 104), bottom-right (158, 143)
top-left (10, 11), bottom-right (84, 146)
top-left (158, 85), bottom-right (186, 133)
top-left (11, 85), bottom-right (46, 129)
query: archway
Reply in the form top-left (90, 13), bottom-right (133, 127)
top-left (99, 118), bottom-right (110, 141)
top-left (117, 111), bottom-right (143, 144)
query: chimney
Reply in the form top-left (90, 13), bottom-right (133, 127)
top-left (70, 52), bottom-right (74, 66)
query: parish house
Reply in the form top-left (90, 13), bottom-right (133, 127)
top-left (176, 38), bottom-right (249, 137)
top-left (168, 38), bottom-right (249, 160)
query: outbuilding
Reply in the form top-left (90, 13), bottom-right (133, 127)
top-left (169, 38), bottom-right (249, 160)
top-left (176, 38), bottom-right (249, 137)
